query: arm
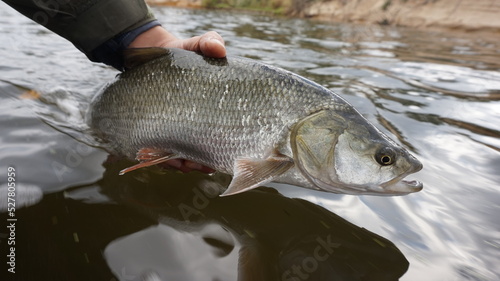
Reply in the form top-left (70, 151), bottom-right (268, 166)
top-left (2, 0), bottom-right (225, 70)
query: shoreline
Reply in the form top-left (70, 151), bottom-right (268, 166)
top-left (300, 0), bottom-right (500, 33)
top-left (147, 0), bottom-right (500, 33)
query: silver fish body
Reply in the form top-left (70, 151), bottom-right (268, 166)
top-left (89, 48), bottom-right (422, 196)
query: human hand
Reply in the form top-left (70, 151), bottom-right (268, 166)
top-left (128, 26), bottom-right (226, 58)
top-left (128, 26), bottom-right (223, 174)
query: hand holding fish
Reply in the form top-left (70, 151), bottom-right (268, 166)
top-left (129, 26), bottom-right (226, 58)
top-left (128, 26), bottom-right (225, 174)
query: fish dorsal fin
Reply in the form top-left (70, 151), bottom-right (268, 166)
top-left (119, 148), bottom-right (179, 175)
top-left (221, 154), bottom-right (294, 196)
top-left (123, 47), bottom-right (171, 69)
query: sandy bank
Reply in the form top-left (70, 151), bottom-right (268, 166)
top-left (301, 0), bottom-right (500, 31)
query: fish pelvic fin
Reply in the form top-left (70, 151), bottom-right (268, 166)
top-left (119, 148), bottom-right (179, 175)
top-left (221, 154), bottom-right (294, 196)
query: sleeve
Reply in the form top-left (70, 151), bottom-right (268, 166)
top-left (2, 0), bottom-right (160, 70)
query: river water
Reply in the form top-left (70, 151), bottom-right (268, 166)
top-left (1, 4), bottom-right (499, 281)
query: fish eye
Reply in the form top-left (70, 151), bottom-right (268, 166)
top-left (376, 147), bottom-right (396, 166)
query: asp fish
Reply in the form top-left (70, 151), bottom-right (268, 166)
top-left (88, 48), bottom-right (423, 196)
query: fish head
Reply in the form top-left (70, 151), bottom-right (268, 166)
top-left (291, 109), bottom-right (423, 195)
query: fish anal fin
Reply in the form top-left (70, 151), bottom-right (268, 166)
top-left (221, 154), bottom-right (294, 196)
top-left (123, 47), bottom-right (171, 69)
top-left (119, 148), bottom-right (178, 175)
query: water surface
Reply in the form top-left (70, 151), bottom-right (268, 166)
top-left (1, 4), bottom-right (500, 281)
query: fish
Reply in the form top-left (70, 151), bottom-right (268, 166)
top-left (87, 47), bottom-right (423, 196)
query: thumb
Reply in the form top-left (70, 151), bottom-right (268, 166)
top-left (181, 31), bottom-right (226, 58)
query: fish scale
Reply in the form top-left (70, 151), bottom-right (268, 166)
top-left (89, 47), bottom-right (423, 196)
top-left (90, 49), bottom-right (342, 173)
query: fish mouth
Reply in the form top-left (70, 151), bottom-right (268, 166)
top-left (381, 178), bottom-right (423, 194)
top-left (310, 176), bottom-right (423, 196)
top-left (379, 162), bottom-right (423, 194)
top-left (337, 169), bottom-right (423, 196)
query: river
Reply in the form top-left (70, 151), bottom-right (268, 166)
top-left (1, 4), bottom-right (499, 281)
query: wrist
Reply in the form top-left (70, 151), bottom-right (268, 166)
top-left (128, 26), bottom-right (177, 48)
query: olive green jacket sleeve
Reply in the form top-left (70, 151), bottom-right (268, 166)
top-left (2, 0), bottom-right (156, 54)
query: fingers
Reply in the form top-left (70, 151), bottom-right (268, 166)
top-left (180, 31), bottom-right (226, 58)
top-left (129, 27), bottom-right (226, 59)
top-left (199, 31), bottom-right (226, 58)
top-left (128, 26), bottom-right (226, 58)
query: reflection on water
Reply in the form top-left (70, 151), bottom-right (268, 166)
top-left (11, 159), bottom-right (409, 280)
top-left (101, 161), bottom-right (409, 280)
top-left (1, 3), bottom-right (500, 281)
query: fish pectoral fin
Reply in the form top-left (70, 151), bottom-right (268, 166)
top-left (119, 148), bottom-right (179, 175)
top-left (221, 155), bottom-right (294, 196)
